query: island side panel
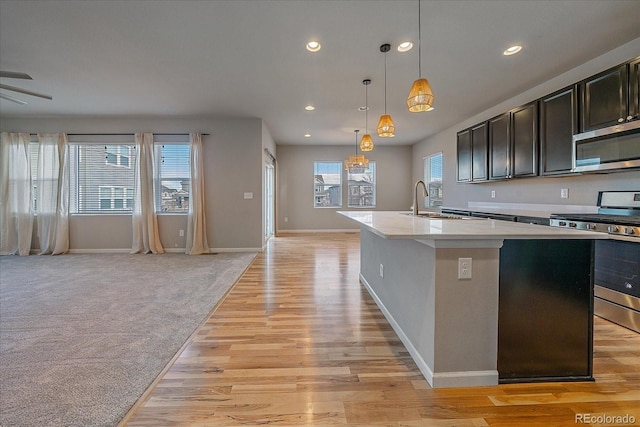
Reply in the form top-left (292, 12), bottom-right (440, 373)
top-left (359, 227), bottom-right (437, 372)
top-left (359, 227), bottom-right (501, 388)
top-left (498, 239), bottom-right (594, 382)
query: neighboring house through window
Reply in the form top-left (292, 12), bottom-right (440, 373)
top-left (156, 144), bottom-right (190, 213)
top-left (314, 161), bottom-right (342, 208)
top-left (347, 161), bottom-right (375, 208)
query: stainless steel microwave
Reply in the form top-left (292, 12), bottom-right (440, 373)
top-left (573, 120), bottom-right (640, 172)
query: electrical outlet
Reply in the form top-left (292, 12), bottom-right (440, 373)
top-left (561, 188), bottom-right (569, 199)
top-left (458, 257), bottom-right (472, 280)
top-left (491, 190), bottom-right (496, 199)
top-left (179, 229), bottom-right (184, 237)
top-left (379, 264), bottom-right (384, 278)
top-left (284, 217), bottom-right (288, 223)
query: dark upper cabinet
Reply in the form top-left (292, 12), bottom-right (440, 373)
top-left (457, 129), bottom-right (472, 182)
top-left (511, 102), bottom-right (538, 178)
top-left (539, 85), bottom-right (578, 176)
top-left (471, 122), bottom-right (488, 181)
top-left (580, 63), bottom-right (629, 132)
top-left (489, 112), bottom-right (510, 179)
top-left (631, 58), bottom-right (640, 121)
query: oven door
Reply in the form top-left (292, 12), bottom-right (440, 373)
top-left (594, 239), bottom-right (640, 332)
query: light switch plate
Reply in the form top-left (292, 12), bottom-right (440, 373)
top-left (243, 192), bottom-right (253, 200)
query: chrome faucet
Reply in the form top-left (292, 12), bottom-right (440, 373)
top-left (413, 180), bottom-right (428, 215)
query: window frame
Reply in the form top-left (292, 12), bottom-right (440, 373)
top-left (155, 142), bottom-right (191, 214)
top-left (423, 152), bottom-right (443, 208)
top-left (347, 161), bottom-right (376, 208)
top-left (313, 161), bottom-right (343, 208)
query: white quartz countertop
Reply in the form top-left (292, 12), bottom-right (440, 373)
top-left (338, 211), bottom-right (608, 240)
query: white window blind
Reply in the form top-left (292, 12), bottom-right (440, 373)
top-left (69, 143), bottom-right (137, 213)
top-left (29, 142), bottom-right (39, 213)
top-left (314, 161), bottom-right (342, 208)
top-left (347, 161), bottom-right (376, 208)
top-left (156, 144), bottom-right (190, 213)
top-left (424, 152), bottom-right (443, 208)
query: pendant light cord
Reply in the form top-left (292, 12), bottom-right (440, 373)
top-left (365, 83), bottom-right (369, 133)
top-left (384, 52), bottom-right (388, 114)
top-left (418, 0), bottom-right (422, 78)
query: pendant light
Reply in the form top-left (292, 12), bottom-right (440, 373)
top-left (407, 0), bottom-right (434, 112)
top-left (377, 44), bottom-right (395, 137)
top-left (345, 129), bottom-right (369, 173)
top-left (360, 79), bottom-right (374, 152)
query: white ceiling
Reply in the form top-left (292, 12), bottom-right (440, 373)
top-left (1, 0), bottom-right (639, 146)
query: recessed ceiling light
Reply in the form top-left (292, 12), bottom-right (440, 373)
top-left (503, 45), bottom-right (522, 56)
top-left (306, 41), bottom-right (321, 52)
top-left (397, 41), bottom-right (413, 52)
top-left (305, 105), bottom-right (315, 111)
top-left (304, 133), bottom-right (311, 138)
top-left (358, 106), bottom-right (369, 112)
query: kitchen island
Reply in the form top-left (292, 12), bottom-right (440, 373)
top-left (339, 211), bottom-right (606, 388)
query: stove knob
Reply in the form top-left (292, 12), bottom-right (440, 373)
top-left (607, 225), bottom-right (619, 233)
top-left (623, 227), bottom-right (635, 235)
top-left (586, 223), bottom-right (597, 231)
top-left (569, 222), bottom-right (577, 228)
top-left (558, 221), bottom-right (567, 227)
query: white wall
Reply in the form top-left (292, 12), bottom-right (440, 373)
top-left (277, 144), bottom-right (412, 231)
top-left (0, 116), bottom-right (266, 251)
top-left (412, 38), bottom-right (640, 209)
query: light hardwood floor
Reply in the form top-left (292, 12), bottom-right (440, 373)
top-left (124, 233), bottom-right (640, 426)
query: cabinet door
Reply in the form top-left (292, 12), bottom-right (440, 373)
top-left (630, 58), bottom-right (640, 121)
top-left (489, 113), bottom-right (510, 179)
top-left (456, 129), bottom-right (472, 182)
top-left (581, 63), bottom-right (628, 131)
top-left (512, 102), bottom-right (538, 178)
top-left (471, 122), bottom-right (488, 181)
top-left (539, 85), bottom-right (577, 175)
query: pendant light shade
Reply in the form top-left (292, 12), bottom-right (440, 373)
top-left (377, 44), bottom-right (396, 137)
top-left (360, 79), bottom-right (374, 152)
top-left (407, 0), bottom-right (434, 113)
top-left (376, 114), bottom-right (395, 137)
top-left (407, 77), bottom-right (434, 112)
top-left (360, 133), bottom-right (374, 152)
top-left (345, 129), bottom-right (369, 173)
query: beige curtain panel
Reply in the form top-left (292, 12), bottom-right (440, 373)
top-left (131, 132), bottom-right (164, 254)
top-left (185, 133), bottom-right (210, 255)
top-left (36, 133), bottom-right (70, 255)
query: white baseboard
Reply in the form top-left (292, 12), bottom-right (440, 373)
top-left (208, 247), bottom-right (261, 253)
top-left (67, 247), bottom-right (260, 254)
top-left (278, 229), bottom-right (360, 234)
top-left (360, 273), bottom-right (498, 389)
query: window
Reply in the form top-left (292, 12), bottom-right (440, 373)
top-left (29, 142), bottom-right (39, 212)
top-left (156, 144), bottom-right (190, 213)
top-left (424, 152), bottom-right (443, 208)
top-left (105, 145), bottom-right (131, 167)
top-left (99, 186), bottom-right (134, 210)
top-left (314, 161), bottom-right (342, 208)
top-left (348, 161), bottom-right (375, 208)
top-left (69, 143), bottom-right (137, 213)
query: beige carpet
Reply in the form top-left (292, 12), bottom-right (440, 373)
top-left (0, 252), bottom-right (256, 427)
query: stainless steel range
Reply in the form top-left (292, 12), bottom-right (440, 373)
top-left (550, 191), bottom-right (640, 333)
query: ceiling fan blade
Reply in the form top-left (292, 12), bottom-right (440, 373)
top-left (0, 83), bottom-right (52, 100)
top-left (0, 71), bottom-right (33, 80)
top-left (0, 93), bottom-right (28, 105)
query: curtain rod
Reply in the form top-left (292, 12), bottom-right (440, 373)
top-left (27, 133), bottom-right (210, 136)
